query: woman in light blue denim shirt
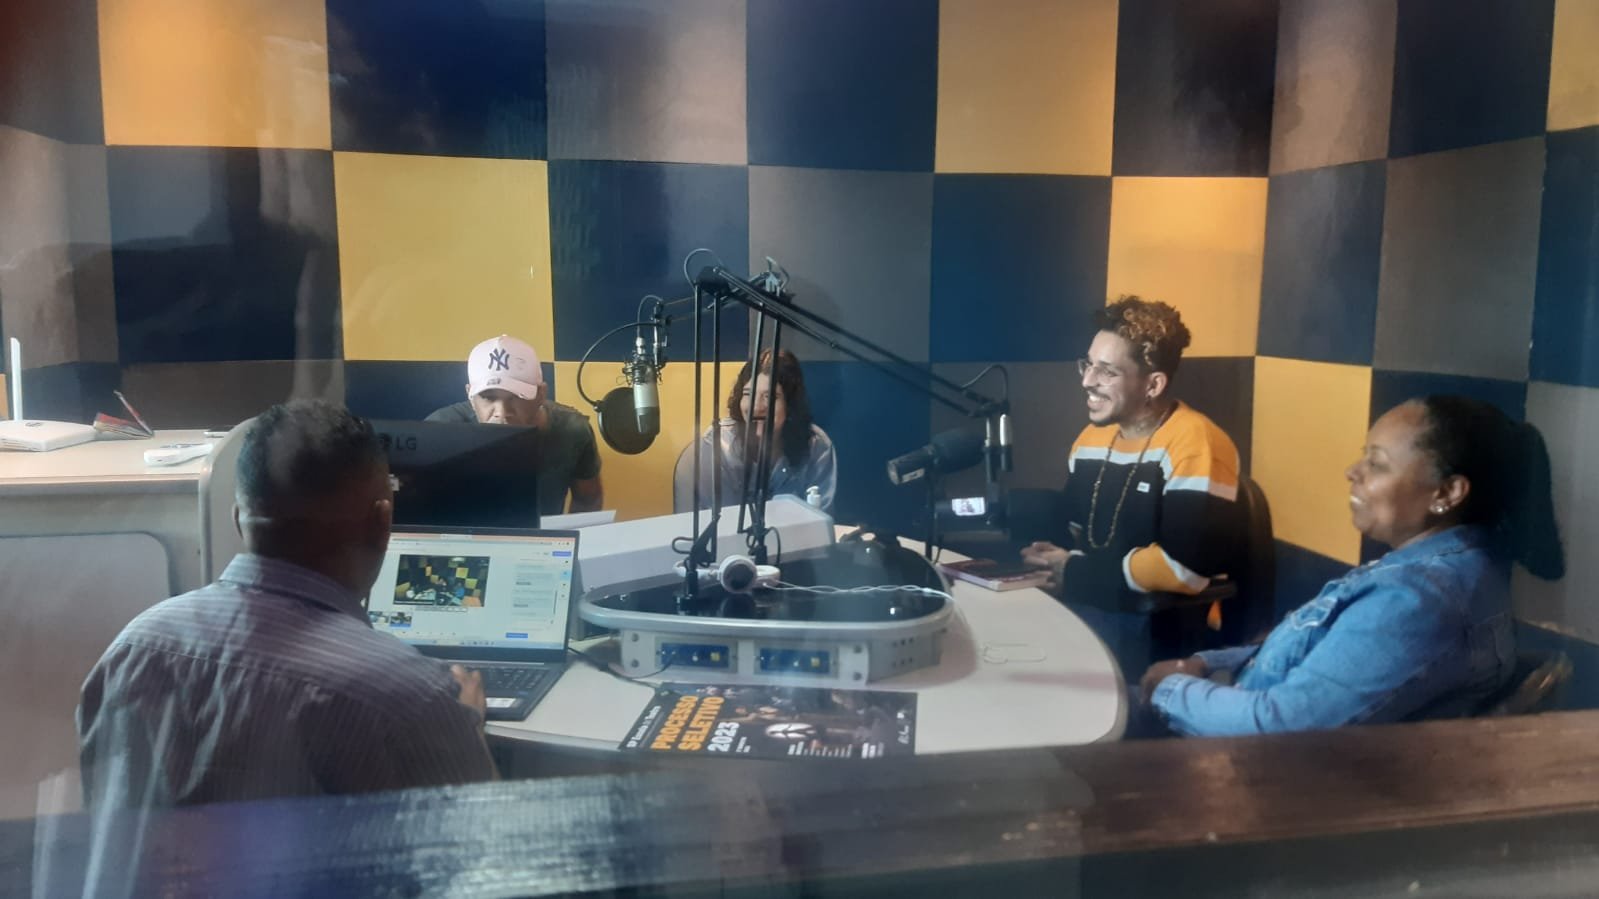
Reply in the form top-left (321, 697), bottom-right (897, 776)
top-left (1140, 396), bottom-right (1565, 737)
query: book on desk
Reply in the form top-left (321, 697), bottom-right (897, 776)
top-left (936, 558), bottom-right (1052, 592)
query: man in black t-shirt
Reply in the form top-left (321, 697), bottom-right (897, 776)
top-left (426, 334), bottom-right (603, 515)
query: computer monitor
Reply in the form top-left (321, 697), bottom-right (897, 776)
top-left (369, 420), bottom-right (540, 529)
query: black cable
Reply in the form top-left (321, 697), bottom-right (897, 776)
top-left (574, 319), bottom-right (656, 408)
top-left (959, 363), bottom-right (1009, 398)
top-left (681, 248), bottom-right (724, 288)
top-left (568, 646), bottom-right (675, 682)
top-left (637, 294), bottom-right (664, 326)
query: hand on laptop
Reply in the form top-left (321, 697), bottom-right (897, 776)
top-left (450, 664), bottom-right (487, 722)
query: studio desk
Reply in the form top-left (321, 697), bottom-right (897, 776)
top-left (493, 525), bottom-right (1127, 761)
top-left (0, 439), bottom-right (1124, 821)
top-left (0, 430), bottom-right (216, 594)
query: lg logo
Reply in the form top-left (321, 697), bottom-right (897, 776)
top-left (379, 433), bottom-right (417, 452)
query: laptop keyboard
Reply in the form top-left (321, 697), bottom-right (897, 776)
top-left (475, 665), bottom-right (553, 694)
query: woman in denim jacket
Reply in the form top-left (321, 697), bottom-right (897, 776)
top-left (1139, 396), bottom-right (1565, 737)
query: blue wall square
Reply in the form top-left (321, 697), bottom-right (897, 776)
top-left (1388, 0), bottom-right (1555, 158)
top-left (1111, 0), bottom-right (1279, 176)
top-left (549, 160), bottom-right (749, 363)
top-left (1258, 160), bottom-right (1387, 365)
top-left (0, 0), bottom-right (103, 143)
top-left (108, 147), bottom-right (342, 365)
top-left (328, 0), bottom-right (547, 159)
top-left (346, 360), bottom-right (558, 421)
top-left (1533, 126), bottom-right (1599, 389)
top-left (801, 360), bottom-right (930, 534)
top-left (930, 174), bottom-right (1110, 363)
top-left (746, 0), bottom-right (937, 172)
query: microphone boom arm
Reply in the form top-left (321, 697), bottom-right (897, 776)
top-left (692, 265), bottom-right (1012, 563)
top-left (697, 267), bottom-right (1008, 420)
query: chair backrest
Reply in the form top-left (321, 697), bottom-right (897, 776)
top-left (197, 417), bottom-right (256, 582)
top-left (1481, 651), bottom-right (1573, 717)
top-left (1221, 476), bottom-right (1277, 645)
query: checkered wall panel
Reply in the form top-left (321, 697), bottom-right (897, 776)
top-left (1, 0), bottom-right (1596, 638)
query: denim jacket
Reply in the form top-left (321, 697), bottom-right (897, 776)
top-left (1151, 526), bottom-right (1514, 737)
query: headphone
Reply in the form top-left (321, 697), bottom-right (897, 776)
top-left (674, 555), bottom-right (781, 594)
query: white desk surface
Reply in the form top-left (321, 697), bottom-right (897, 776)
top-left (0, 430), bottom-right (214, 496)
top-left (490, 538), bottom-right (1128, 754)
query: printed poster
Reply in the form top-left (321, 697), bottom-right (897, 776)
top-left (620, 682), bottom-right (917, 759)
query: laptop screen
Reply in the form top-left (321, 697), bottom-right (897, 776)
top-left (366, 529), bottom-right (578, 652)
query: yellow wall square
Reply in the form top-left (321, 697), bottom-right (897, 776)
top-left (0, 375), bottom-right (7, 419)
top-left (1549, 0), bottom-right (1599, 132)
top-left (336, 152), bottom-right (554, 363)
top-left (99, 0), bottom-right (332, 149)
top-left (935, 0), bottom-right (1118, 175)
top-left (1105, 177), bottom-right (1268, 357)
top-left (1252, 356), bottom-right (1372, 565)
top-left (555, 360), bottom-right (745, 522)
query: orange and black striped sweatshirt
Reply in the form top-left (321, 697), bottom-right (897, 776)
top-left (1057, 402), bottom-right (1245, 609)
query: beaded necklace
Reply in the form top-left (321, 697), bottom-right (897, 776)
top-left (1084, 404), bottom-right (1174, 550)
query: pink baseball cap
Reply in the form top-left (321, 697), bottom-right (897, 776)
top-left (467, 334), bottom-right (542, 400)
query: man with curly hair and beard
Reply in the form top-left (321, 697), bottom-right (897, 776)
top-left (1021, 296), bottom-right (1245, 679)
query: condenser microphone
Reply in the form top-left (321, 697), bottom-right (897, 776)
top-left (631, 327), bottom-right (660, 436)
top-left (999, 412), bottom-right (1013, 472)
top-left (595, 322), bottom-right (663, 455)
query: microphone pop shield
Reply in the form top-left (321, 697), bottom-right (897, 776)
top-left (596, 386), bottom-right (655, 454)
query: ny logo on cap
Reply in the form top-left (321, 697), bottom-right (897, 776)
top-left (488, 348), bottom-right (511, 371)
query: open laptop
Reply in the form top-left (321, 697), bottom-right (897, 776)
top-left (365, 526), bottom-right (580, 722)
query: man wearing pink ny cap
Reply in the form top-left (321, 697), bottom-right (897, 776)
top-left (426, 335), bottom-right (603, 514)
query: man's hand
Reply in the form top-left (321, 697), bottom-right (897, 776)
top-left (450, 664), bottom-right (487, 722)
top-left (1139, 655), bottom-right (1209, 703)
top-left (1020, 541), bottom-right (1071, 591)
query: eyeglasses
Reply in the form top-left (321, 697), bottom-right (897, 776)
top-left (1076, 358), bottom-right (1124, 383)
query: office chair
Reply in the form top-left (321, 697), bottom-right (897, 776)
top-left (1142, 476), bottom-right (1276, 652)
